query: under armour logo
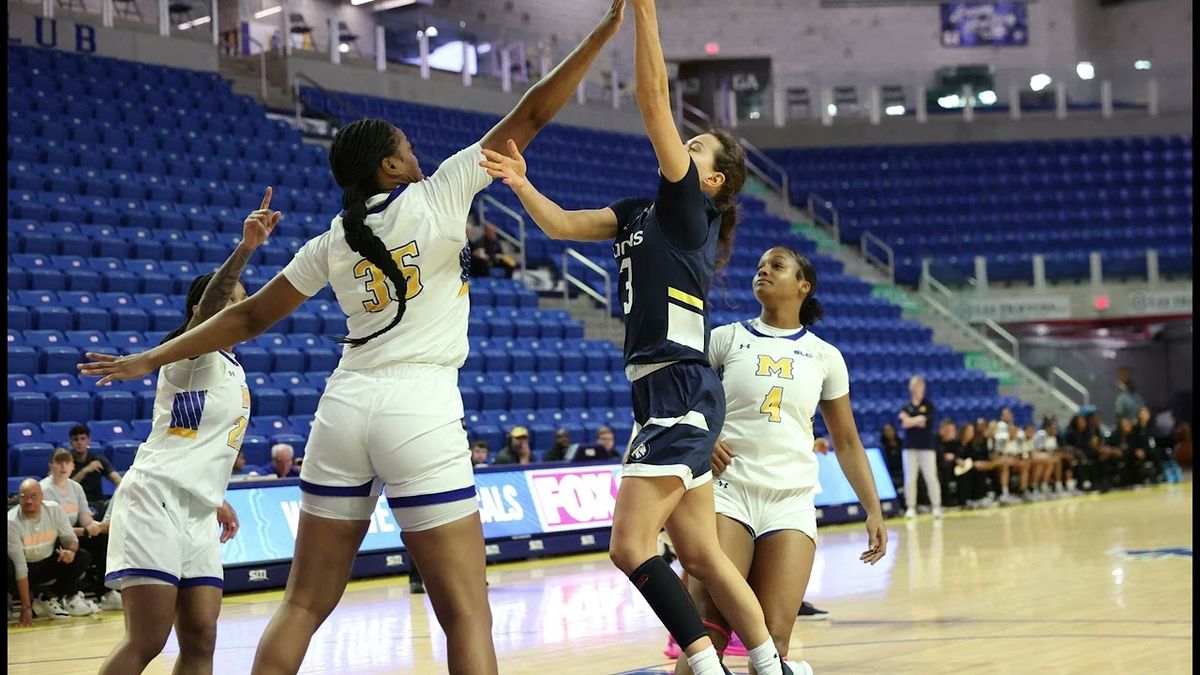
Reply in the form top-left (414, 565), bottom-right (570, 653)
top-left (630, 443), bottom-right (649, 461)
top-left (738, 343), bottom-right (751, 349)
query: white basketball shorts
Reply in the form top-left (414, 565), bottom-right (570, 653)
top-left (713, 477), bottom-right (818, 543)
top-left (105, 468), bottom-right (224, 590)
top-left (298, 363), bottom-right (478, 531)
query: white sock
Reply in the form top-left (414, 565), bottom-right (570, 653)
top-left (1067, 478), bottom-right (1077, 490)
top-left (1001, 485), bottom-right (1009, 496)
top-left (748, 640), bottom-right (783, 675)
top-left (1056, 482), bottom-right (1064, 491)
top-left (686, 645), bottom-right (725, 675)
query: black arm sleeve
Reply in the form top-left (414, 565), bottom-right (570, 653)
top-left (654, 160), bottom-right (711, 250)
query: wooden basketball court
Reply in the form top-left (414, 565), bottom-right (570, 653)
top-left (8, 482), bottom-right (1192, 674)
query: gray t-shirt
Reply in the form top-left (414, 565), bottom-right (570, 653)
top-left (38, 477), bottom-right (90, 527)
top-left (7, 502), bottom-right (76, 580)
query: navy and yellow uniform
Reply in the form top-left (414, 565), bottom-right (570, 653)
top-left (608, 161), bottom-right (725, 489)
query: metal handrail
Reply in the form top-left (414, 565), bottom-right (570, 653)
top-left (562, 248), bottom-right (612, 314)
top-left (860, 231), bottom-right (895, 284)
top-left (1049, 367), bottom-right (1090, 408)
top-left (293, 74), bottom-right (358, 126)
top-left (475, 195), bottom-right (527, 274)
top-left (245, 36), bottom-right (268, 100)
top-left (983, 319), bottom-right (1020, 361)
top-left (806, 192), bottom-right (840, 242)
top-left (681, 100), bottom-right (712, 123)
top-left (739, 137), bottom-right (789, 204)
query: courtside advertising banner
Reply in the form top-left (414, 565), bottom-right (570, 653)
top-left (221, 450), bottom-right (897, 566)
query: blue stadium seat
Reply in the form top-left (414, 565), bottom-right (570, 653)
top-left (14, 443), bottom-right (55, 476)
top-left (9, 392), bottom-right (50, 424)
top-left (9, 422), bottom-right (43, 446)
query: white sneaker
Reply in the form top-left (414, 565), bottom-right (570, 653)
top-left (32, 596), bottom-right (69, 619)
top-left (904, 508), bottom-right (917, 519)
top-left (785, 659), bottom-right (815, 675)
top-left (99, 590), bottom-right (123, 611)
top-left (63, 592), bottom-right (99, 616)
top-left (932, 507), bottom-right (944, 520)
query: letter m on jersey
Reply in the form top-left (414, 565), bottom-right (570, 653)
top-left (756, 355), bottom-right (794, 379)
top-left (168, 391), bottom-right (206, 439)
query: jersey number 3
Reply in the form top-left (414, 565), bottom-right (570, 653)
top-left (619, 257), bottom-right (633, 314)
top-left (354, 240), bottom-right (424, 313)
top-left (759, 386), bottom-right (784, 423)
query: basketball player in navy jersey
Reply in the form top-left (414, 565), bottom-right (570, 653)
top-left (480, 2), bottom-right (803, 673)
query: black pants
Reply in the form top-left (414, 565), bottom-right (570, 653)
top-left (78, 532), bottom-right (110, 594)
top-left (8, 548), bottom-right (92, 599)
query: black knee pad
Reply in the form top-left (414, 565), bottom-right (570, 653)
top-left (629, 556), bottom-right (707, 649)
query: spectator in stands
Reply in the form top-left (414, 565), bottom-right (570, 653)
top-left (469, 221), bottom-right (517, 278)
top-left (541, 429), bottom-right (577, 462)
top-left (1108, 417), bottom-right (1147, 487)
top-left (7, 479), bottom-right (97, 625)
top-left (232, 450), bottom-right (249, 475)
top-left (879, 423), bottom-right (903, 489)
top-left (957, 422), bottom-right (997, 508)
top-left (494, 427), bottom-right (534, 465)
top-left (1064, 414), bottom-right (1101, 491)
top-left (471, 440), bottom-right (491, 468)
top-left (1114, 366), bottom-right (1145, 423)
top-left (572, 426), bottom-right (618, 462)
top-left (1025, 423), bottom-right (1057, 498)
top-left (898, 375), bottom-right (942, 519)
top-left (994, 424), bottom-right (1032, 503)
top-left (1089, 411), bottom-right (1122, 490)
top-left (934, 419), bottom-right (963, 507)
top-left (68, 424), bottom-right (121, 517)
top-left (265, 443), bottom-right (300, 478)
top-left (1035, 419), bottom-right (1078, 495)
top-left (1130, 406), bottom-right (1164, 483)
top-left (40, 449), bottom-right (121, 611)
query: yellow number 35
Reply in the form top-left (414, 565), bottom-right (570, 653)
top-left (353, 240), bottom-right (423, 313)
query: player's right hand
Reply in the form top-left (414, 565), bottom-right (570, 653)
top-left (479, 140), bottom-right (529, 191)
top-left (242, 186), bottom-right (282, 250)
top-left (711, 439), bottom-right (736, 477)
top-left (77, 351), bottom-right (157, 386)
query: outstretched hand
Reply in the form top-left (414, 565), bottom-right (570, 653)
top-left (597, 0), bottom-right (626, 38)
top-left (479, 140), bottom-right (529, 191)
top-left (860, 511), bottom-right (888, 565)
top-left (242, 187), bottom-right (282, 250)
top-left (77, 351), bottom-right (156, 387)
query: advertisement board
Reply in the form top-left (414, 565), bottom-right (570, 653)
top-left (222, 451), bottom-right (897, 567)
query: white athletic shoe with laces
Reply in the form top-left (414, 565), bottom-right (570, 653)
top-left (785, 658), bottom-right (815, 675)
top-left (63, 592), bottom-right (99, 616)
top-left (32, 596), bottom-right (69, 619)
top-left (99, 590), bottom-right (123, 611)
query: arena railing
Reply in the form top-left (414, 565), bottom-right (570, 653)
top-left (475, 195), bottom-right (527, 276)
top-left (1050, 367), bottom-right (1091, 409)
top-left (806, 193), bottom-right (840, 243)
top-left (562, 247), bottom-right (613, 317)
top-left (860, 231), bottom-right (895, 285)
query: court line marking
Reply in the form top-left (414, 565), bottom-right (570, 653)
top-left (797, 633), bottom-right (1193, 650)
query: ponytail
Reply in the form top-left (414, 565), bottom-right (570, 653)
top-left (160, 272), bottom-right (216, 345)
top-left (331, 184), bottom-right (409, 347)
top-left (705, 128), bottom-right (747, 273)
top-left (782, 247), bottom-right (823, 327)
top-left (798, 295), bottom-right (823, 327)
top-left (327, 118), bottom-right (407, 348)
top-left (713, 195), bottom-right (739, 273)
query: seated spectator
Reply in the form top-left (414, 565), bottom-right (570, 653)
top-left (40, 450), bottom-right (121, 611)
top-left (469, 221), bottom-right (517, 278)
top-left (1107, 417), bottom-right (1145, 487)
top-left (494, 427), bottom-right (534, 465)
top-left (471, 440), bottom-right (491, 468)
top-left (879, 423), bottom-right (903, 489)
top-left (934, 419), bottom-right (965, 507)
top-left (261, 443), bottom-right (301, 478)
top-left (1025, 423), bottom-right (1057, 498)
top-left (1063, 414), bottom-right (1100, 491)
top-left (994, 423), bottom-right (1032, 503)
top-left (68, 424), bottom-right (122, 517)
top-left (232, 451), bottom-right (249, 476)
top-left (956, 422), bottom-right (999, 508)
top-left (571, 427), bottom-right (618, 462)
top-left (1034, 419), bottom-right (1077, 495)
top-left (1130, 406), bottom-right (1164, 484)
top-left (1087, 411), bottom-right (1124, 489)
top-left (8, 479), bottom-right (97, 625)
top-left (541, 429), bottom-right (577, 463)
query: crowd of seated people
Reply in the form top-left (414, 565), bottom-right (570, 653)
top-left (485, 426), bottom-right (619, 466)
top-left (888, 403), bottom-right (1186, 512)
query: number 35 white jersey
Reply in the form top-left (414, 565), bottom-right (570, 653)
top-left (708, 319), bottom-right (850, 492)
top-left (282, 143), bottom-right (493, 372)
top-left (131, 351), bottom-right (249, 509)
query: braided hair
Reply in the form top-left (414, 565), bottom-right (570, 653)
top-left (328, 119), bottom-right (409, 347)
top-left (705, 128), bottom-right (748, 272)
top-left (781, 248), bottom-right (824, 326)
top-left (160, 272), bottom-right (216, 345)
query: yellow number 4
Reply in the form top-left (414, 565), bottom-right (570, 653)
top-left (353, 241), bottom-right (423, 313)
top-left (759, 386), bottom-right (784, 423)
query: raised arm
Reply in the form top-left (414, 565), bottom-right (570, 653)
top-left (631, 0), bottom-right (689, 182)
top-left (481, 0), bottom-right (624, 154)
top-left (188, 188), bottom-right (281, 331)
top-left (480, 139), bottom-right (618, 242)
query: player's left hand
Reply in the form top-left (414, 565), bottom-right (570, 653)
top-left (217, 500), bottom-right (239, 543)
top-left (860, 510), bottom-right (887, 565)
top-left (56, 547), bottom-right (75, 564)
top-left (242, 186), bottom-right (282, 250)
top-left (78, 351), bottom-right (157, 387)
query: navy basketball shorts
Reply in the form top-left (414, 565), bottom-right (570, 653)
top-left (622, 361), bottom-right (726, 490)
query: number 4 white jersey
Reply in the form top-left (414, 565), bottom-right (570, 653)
top-left (131, 351), bottom-right (250, 509)
top-left (282, 143), bottom-right (493, 372)
top-left (708, 319), bottom-right (850, 492)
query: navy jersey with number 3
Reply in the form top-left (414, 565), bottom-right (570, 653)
top-left (609, 161), bottom-right (722, 373)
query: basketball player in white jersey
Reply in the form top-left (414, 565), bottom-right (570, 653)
top-left (79, 5), bottom-right (626, 673)
top-left (672, 247), bottom-right (888, 674)
top-left (84, 190), bottom-right (280, 675)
